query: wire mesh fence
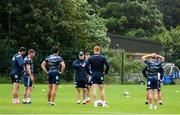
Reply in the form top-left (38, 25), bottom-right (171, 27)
top-left (0, 48), bottom-right (179, 84)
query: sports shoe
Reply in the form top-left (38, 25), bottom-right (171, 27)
top-left (94, 101), bottom-right (98, 107)
top-left (154, 105), bottom-right (157, 110)
top-left (76, 100), bottom-right (80, 104)
top-left (83, 100), bottom-right (86, 105)
top-left (26, 101), bottom-right (32, 104)
top-left (159, 101), bottom-right (162, 105)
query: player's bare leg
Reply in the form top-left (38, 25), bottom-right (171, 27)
top-left (92, 84), bottom-right (98, 107)
top-left (100, 84), bottom-right (107, 107)
top-left (82, 88), bottom-right (87, 104)
top-left (145, 91), bottom-right (149, 104)
top-left (26, 87), bottom-right (32, 104)
top-left (76, 88), bottom-right (81, 104)
top-left (22, 88), bottom-right (28, 104)
top-left (50, 84), bottom-right (58, 105)
top-left (48, 84), bottom-right (52, 104)
top-left (154, 89), bottom-right (158, 109)
top-left (12, 83), bottom-right (20, 104)
top-left (148, 89), bottom-right (153, 109)
top-left (158, 91), bottom-right (162, 105)
top-left (86, 86), bottom-right (91, 103)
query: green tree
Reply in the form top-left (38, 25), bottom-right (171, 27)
top-left (99, 1), bottom-right (165, 38)
top-left (0, 0), bottom-right (109, 51)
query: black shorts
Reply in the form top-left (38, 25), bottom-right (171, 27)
top-left (147, 77), bottom-right (158, 90)
top-left (87, 75), bottom-right (92, 86)
top-left (24, 75), bottom-right (33, 87)
top-left (91, 72), bottom-right (104, 84)
top-left (48, 71), bottom-right (60, 85)
top-left (11, 74), bottom-right (21, 83)
top-left (75, 77), bottom-right (88, 88)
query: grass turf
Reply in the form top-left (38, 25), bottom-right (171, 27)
top-left (0, 84), bottom-right (180, 114)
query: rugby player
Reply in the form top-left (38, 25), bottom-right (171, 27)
top-left (142, 53), bottom-right (165, 109)
top-left (85, 46), bottom-right (110, 107)
top-left (73, 52), bottom-right (88, 104)
top-left (41, 46), bottom-right (65, 105)
top-left (10, 47), bottom-right (26, 104)
top-left (85, 52), bottom-right (91, 103)
top-left (22, 49), bottom-right (35, 104)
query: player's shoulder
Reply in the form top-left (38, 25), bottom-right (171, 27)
top-left (15, 53), bottom-right (22, 58)
top-left (24, 56), bottom-right (31, 63)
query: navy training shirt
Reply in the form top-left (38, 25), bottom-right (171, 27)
top-left (10, 53), bottom-right (24, 75)
top-left (144, 60), bottom-right (163, 78)
top-left (45, 55), bottom-right (64, 72)
top-left (24, 56), bottom-right (34, 75)
top-left (85, 54), bottom-right (110, 75)
top-left (73, 59), bottom-right (87, 81)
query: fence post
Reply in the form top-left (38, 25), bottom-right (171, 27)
top-left (121, 51), bottom-right (125, 84)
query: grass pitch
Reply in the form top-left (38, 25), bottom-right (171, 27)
top-left (0, 84), bottom-right (180, 114)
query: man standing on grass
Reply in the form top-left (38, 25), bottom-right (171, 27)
top-left (22, 49), bottom-right (35, 104)
top-left (85, 52), bottom-right (92, 103)
top-left (143, 65), bottom-right (164, 105)
top-left (73, 51), bottom-right (88, 104)
top-left (85, 46), bottom-right (110, 107)
top-left (10, 47), bottom-right (26, 104)
top-left (41, 46), bottom-right (65, 106)
top-left (142, 53), bottom-right (165, 109)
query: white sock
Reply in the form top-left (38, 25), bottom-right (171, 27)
top-left (149, 104), bottom-right (153, 109)
top-left (154, 104), bottom-right (157, 109)
top-left (94, 101), bottom-right (98, 107)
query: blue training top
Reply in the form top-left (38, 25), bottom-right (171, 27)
top-left (45, 55), bottom-right (64, 72)
top-left (85, 54), bottom-right (110, 75)
top-left (24, 56), bottom-right (34, 75)
top-left (144, 60), bottom-right (163, 78)
top-left (10, 53), bottom-right (24, 75)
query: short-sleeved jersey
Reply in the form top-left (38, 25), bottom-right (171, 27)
top-left (24, 56), bottom-right (33, 75)
top-left (85, 54), bottom-right (110, 75)
top-left (45, 55), bottom-right (64, 72)
top-left (144, 60), bottom-right (163, 78)
top-left (73, 59), bottom-right (87, 81)
top-left (10, 53), bottom-right (24, 75)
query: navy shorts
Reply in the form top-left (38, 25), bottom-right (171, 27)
top-left (147, 77), bottom-right (158, 90)
top-left (11, 74), bottom-right (21, 83)
top-left (75, 77), bottom-right (88, 88)
top-left (87, 75), bottom-right (92, 86)
top-left (24, 75), bottom-right (33, 87)
top-left (91, 72), bottom-right (104, 84)
top-left (48, 71), bottom-right (60, 85)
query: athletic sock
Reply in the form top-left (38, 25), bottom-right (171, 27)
top-left (149, 104), bottom-right (153, 109)
top-left (154, 104), bottom-right (157, 109)
top-left (94, 101), bottom-right (98, 107)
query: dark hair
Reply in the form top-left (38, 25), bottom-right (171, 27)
top-left (19, 47), bottom-right (26, 52)
top-left (28, 49), bottom-right (35, 54)
top-left (51, 46), bottom-right (60, 53)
